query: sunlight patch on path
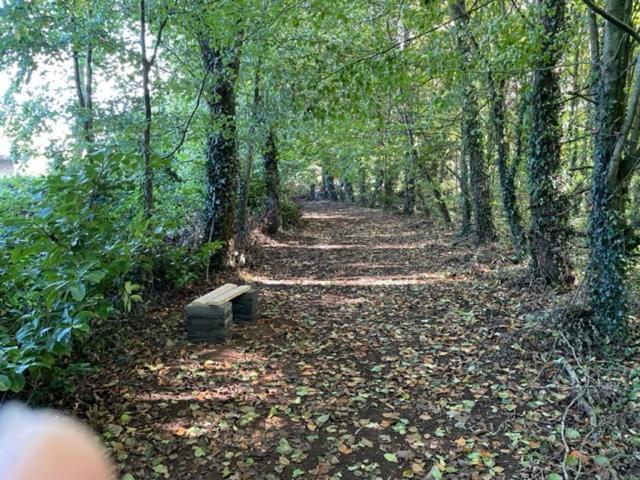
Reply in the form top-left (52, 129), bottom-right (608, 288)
top-left (246, 272), bottom-right (460, 286)
top-left (265, 241), bottom-right (434, 250)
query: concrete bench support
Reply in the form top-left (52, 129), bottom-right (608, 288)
top-left (185, 283), bottom-right (259, 343)
top-left (185, 302), bottom-right (232, 343)
top-left (232, 288), bottom-right (260, 323)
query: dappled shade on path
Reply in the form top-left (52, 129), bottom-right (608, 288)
top-left (84, 202), bottom-right (591, 479)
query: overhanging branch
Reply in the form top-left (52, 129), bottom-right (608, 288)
top-left (582, 0), bottom-right (640, 44)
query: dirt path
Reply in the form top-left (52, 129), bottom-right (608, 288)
top-left (87, 201), bottom-right (575, 480)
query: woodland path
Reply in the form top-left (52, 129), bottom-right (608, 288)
top-left (85, 201), bottom-right (571, 480)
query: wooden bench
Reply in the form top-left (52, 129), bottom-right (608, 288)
top-left (185, 283), bottom-right (260, 343)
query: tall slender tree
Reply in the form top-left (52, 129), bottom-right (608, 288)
top-left (199, 35), bottom-right (241, 265)
top-left (139, 1), bottom-right (168, 217)
top-left (526, 0), bottom-right (572, 284)
top-left (449, 0), bottom-right (496, 243)
top-left (490, 77), bottom-right (526, 255)
top-left (584, 0), bottom-right (639, 340)
top-left (236, 63), bottom-right (261, 237)
top-left (263, 130), bottom-right (282, 234)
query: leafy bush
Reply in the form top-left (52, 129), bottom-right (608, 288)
top-left (245, 173), bottom-right (302, 230)
top-left (151, 240), bottom-right (223, 289)
top-left (281, 196), bottom-right (303, 229)
top-left (0, 153), bottom-right (218, 393)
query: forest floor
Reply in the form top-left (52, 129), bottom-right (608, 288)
top-left (70, 201), bottom-right (638, 480)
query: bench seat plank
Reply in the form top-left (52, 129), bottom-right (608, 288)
top-left (193, 285), bottom-right (252, 306)
top-left (193, 283), bottom-right (237, 305)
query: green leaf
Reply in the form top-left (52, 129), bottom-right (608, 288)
top-left (0, 375), bottom-right (11, 391)
top-left (384, 453), bottom-right (398, 463)
top-left (316, 414), bottom-right (330, 425)
top-left (277, 438), bottom-right (293, 455)
top-left (565, 428), bottom-right (580, 440)
top-left (152, 464), bottom-right (168, 474)
top-left (85, 270), bottom-right (106, 283)
top-left (10, 374), bottom-right (25, 393)
top-left (122, 475), bottom-right (135, 480)
top-left (430, 465), bottom-right (443, 479)
top-left (69, 282), bottom-right (86, 301)
top-left (594, 455), bottom-right (610, 467)
top-left (548, 474), bottom-right (562, 480)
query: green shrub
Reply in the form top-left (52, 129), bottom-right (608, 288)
top-left (281, 196), bottom-right (303, 229)
top-left (0, 152), bottom-right (217, 393)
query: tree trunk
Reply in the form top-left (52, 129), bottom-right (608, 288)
top-left (199, 36), bottom-right (241, 266)
top-left (236, 63), bottom-right (261, 236)
top-left (526, 0), bottom-right (572, 284)
top-left (372, 169), bottom-right (384, 208)
top-left (417, 186), bottom-right (433, 221)
top-left (458, 127), bottom-right (472, 236)
top-left (344, 181), bottom-right (354, 202)
top-left (490, 77), bottom-right (525, 254)
top-left (358, 168), bottom-right (368, 206)
top-left (415, 133), bottom-right (451, 225)
top-left (450, 0), bottom-right (496, 243)
top-left (403, 150), bottom-right (416, 215)
top-left (586, 0), bottom-right (635, 340)
top-left (72, 46), bottom-right (94, 146)
top-left (383, 164), bottom-right (394, 211)
top-left (264, 131), bottom-right (282, 235)
top-left (140, 0), bottom-right (153, 216)
top-left (409, 121), bottom-right (452, 225)
top-left (323, 174), bottom-right (338, 201)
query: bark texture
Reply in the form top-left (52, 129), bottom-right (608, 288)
top-left (200, 36), bottom-right (241, 266)
top-left (264, 131), bottom-right (282, 235)
top-left (526, 0), bottom-right (572, 284)
top-left (587, 0), bottom-right (635, 340)
top-left (490, 78), bottom-right (525, 254)
top-left (450, 0), bottom-right (496, 243)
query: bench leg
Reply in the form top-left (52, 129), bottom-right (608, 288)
top-left (231, 289), bottom-right (260, 323)
top-left (185, 302), bottom-right (233, 343)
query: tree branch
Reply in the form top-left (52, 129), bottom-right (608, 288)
top-left (149, 15), bottom-right (169, 66)
top-left (608, 53), bottom-right (640, 186)
top-left (582, 0), bottom-right (640, 44)
top-left (161, 69), bottom-right (210, 161)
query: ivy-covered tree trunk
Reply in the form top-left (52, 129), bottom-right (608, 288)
top-left (450, 0), bottom-right (496, 243)
top-left (417, 186), bottom-right (433, 221)
top-left (382, 164), bottom-right (395, 211)
top-left (344, 181), bottom-right (354, 202)
top-left (263, 130), bottom-right (282, 235)
top-left (371, 169), bottom-right (384, 208)
top-left (358, 168), bottom-right (368, 206)
top-left (490, 77), bottom-right (525, 255)
top-left (420, 163), bottom-right (452, 226)
top-left (408, 123), bottom-right (452, 225)
top-left (526, 0), bottom-right (572, 284)
top-left (323, 174), bottom-right (338, 201)
top-left (458, 142), bottom-right (472, 236)
top-left (403, 151), bottom-right (416, 215)
top-left (199, 37), bottom-right (241, 266)
top-left (586, 0), bottom-right (636, 340)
